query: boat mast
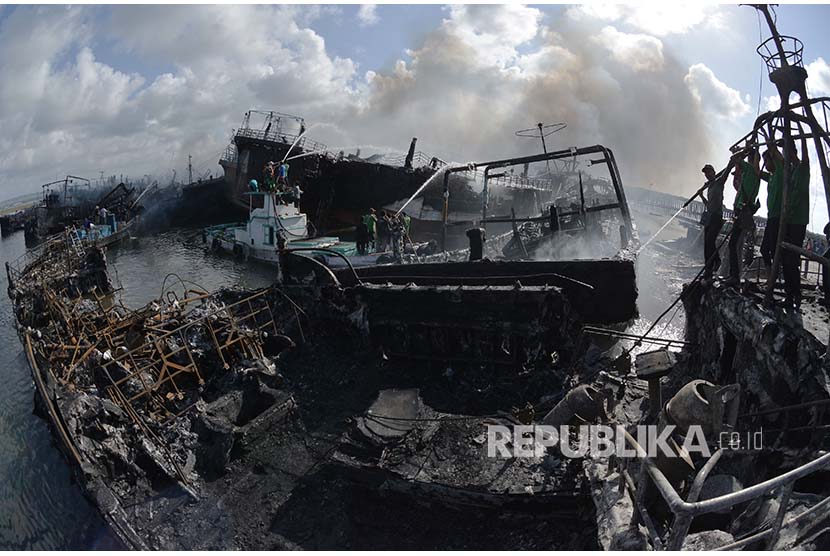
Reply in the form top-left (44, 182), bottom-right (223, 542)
top-left (749, 5), bottom-right (830, 304)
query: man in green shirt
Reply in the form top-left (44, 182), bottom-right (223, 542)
top-left (759, 145), bottom-right (783, 266)
top-left (362, 209), bottom-right (377, 252)
top-left (725, 148), bottom-right (762, 286)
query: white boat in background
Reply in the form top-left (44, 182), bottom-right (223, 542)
top-left (204, 192), bottom-right (393, 268)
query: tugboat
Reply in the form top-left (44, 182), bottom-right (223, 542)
top-left (203, 190), bottom-right (397, 269)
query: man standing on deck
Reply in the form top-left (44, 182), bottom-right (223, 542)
top-left (263, 162), bottom-right (276, 192)
top-left (725, 148), bottom-right (762, 286)
top-left (760, 144), bottom-right (785, 273)
top-left (781, 137), bottom-right (810, 309)
top-left (356, 218), bottom-right (368, 255)
top-left (278, 162), bottom-right (289, 188)
top-left (377, 211), bottom-right (391, 252)
top-left (700, 161), bottom-right (734, 283)
top-left (362, 209), bottom-right (377, 252)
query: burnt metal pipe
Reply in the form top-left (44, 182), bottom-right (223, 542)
top-left (279, 247), bottom-right (357, 286)
top-left (665, 448), bottom-right (725, 550)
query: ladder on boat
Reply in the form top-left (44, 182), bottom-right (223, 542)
top-left (67, 227), bottom-right (85, 258)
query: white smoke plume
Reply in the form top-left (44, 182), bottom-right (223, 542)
top-left (0, 4), bottom-right (740, 200)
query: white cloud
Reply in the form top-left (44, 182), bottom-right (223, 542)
top-left (357, 5), bottom-right (379, 27)
top-left (441, 4), bottom-right (542, 69)
top-left (0, 4), bottom-right (718, 200)
top-left (570, 3), bottom-right (722, 36)
top-left (0, 5), bottom-right (363, 193)
top-left (806, 57), bottom-right (830, 96)
top-left (595, 26), bottom-right (664, 72)
top-left (685, 63), bottom-right (751, 119)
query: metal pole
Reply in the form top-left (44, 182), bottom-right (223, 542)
top-left (760, 4), bottom-right (794, 304)
top-left (765, 113), bottom-right (792, 304)
top-left (538, 123), bottom-right (551, 176)
top-left (441, 171), bottom-right (451, 252)
top-left (482, 167), bottom-right (490, 230)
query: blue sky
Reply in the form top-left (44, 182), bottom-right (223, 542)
top-left (1, 4), bottom-right (829, 229)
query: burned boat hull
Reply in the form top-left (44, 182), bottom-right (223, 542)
top-left (333, 258), bottom-right (638, 325)
top-left (8, 225), bottom-right (606, 549)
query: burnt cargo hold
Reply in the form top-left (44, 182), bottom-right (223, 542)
top-left (6, 223), bottom-right (627, 549)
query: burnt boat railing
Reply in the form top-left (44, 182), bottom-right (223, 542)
top-left (486, 172), bottom-right (557, 191)
top-left (620, 429), bottom-right (830, 550)
top-left (234, 126), bottom-right (328, 154)
top-left (220, 142), bottom-right (238, 165)
top-left (438, 145), bottom-right (634, 251)
top-left (379, 150), bottom-right (446, 169)
top-left (6, 229), bottom-right (87, 289)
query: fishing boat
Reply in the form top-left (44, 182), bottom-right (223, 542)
top-left (203, 191), bottom-right (398, 269)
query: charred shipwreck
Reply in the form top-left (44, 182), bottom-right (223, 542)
top-left (218, 110), bottom-right (564, 247)
top-left (6, 215), bottom-right (640, 548)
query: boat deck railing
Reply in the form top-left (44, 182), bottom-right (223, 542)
top-left (234, 127), bottom-right (329, 154)
top-left (6, 232), bottom-right (70, 286)
top-left (620, 424), bottom-right (830, 550)
top-left (220, 143), bottom-right (238, 165)
top-left (379, 150), bottom-right (447, 169)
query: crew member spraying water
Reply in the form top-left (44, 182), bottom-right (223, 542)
top-left (277, 162), bottom-right (289, 188)
top-left (699, 161), bottom-right (734, 283)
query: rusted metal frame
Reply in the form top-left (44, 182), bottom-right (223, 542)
top-left (177, 328), bottom-right (204, 385)
top-left (65, 334), bottom-right (86, 379)
top-left (146, 338), bottom-right (186, 400)
top-left (110, 353), bottom-right (157, 403)
top-left (229, 305), bottom-right (270, 332)
top-left (105, 381), bottom-right (190, 486)
top-left (203, 318), bottom-right (229, 369)
top-left (110, 354), bottom-right (164, 388)
top-left (101, 290), bottom-right (273, 370)
top-left (116, 336), bottom-right (203, 406)
top-left (63, 337), bottom-right (101, 381)
top-left (126, 364), bottom-right (196, 404)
